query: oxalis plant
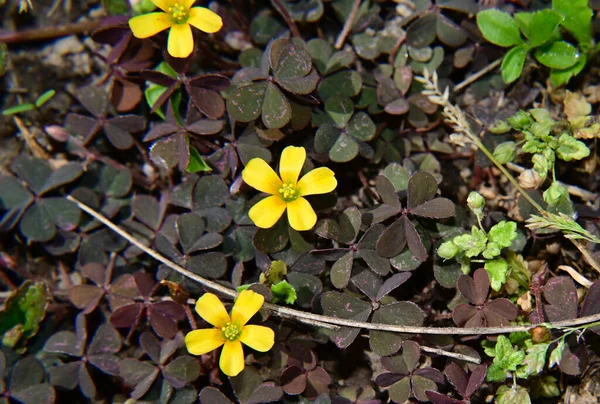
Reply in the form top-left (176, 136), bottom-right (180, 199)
top-left (4, 1), bottom-right (600, 403)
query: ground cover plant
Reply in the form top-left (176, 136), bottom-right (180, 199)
top-left (2, 0), bottom-right (600, 402)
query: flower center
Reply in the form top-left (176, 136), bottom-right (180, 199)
top-left (278, 183), bottom-right (299, 202)
top-left (168, 2), bottom-right (189, 23)
top-left (221, 322), bottom-right (241, 341)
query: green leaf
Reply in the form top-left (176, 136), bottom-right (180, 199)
top-left (346, 112), bottom-right (376, 141)
top-left (329, 133), bottom-right (359, 163)
top-left (548, 339), bottom-right (564, 368)
top-left (2, 103), bottom-right (36, 116)
top-left (270, 280), bottom-right (297, 305)
top-left (33, 91), bottom-right (55, 109)
top-left (186, 146), bottom-right (212, 173)
top-left (527, 10), bottom-right (563, 48)
top-left (550, 54), bottom-right (587, 87)
top-left (501, 45), bottom-right (527, 84)
top-left (437, 240), bottom-right (459, 259)
top-left (477, 9), bottom-right (523, 47)
top-left (486, 362), bottom-right (507, 382)
top-left (227, 82), bottom-right (267, 123)
top-left (543, 182), bottom-right (568, 206)
top-left (514, 12), bottom-right (534, 38)
top-left (482, 242), bottom-right (501, 259)
top-left (261, 82), bottom-right (292, 129)
top-left (494, 141), bottom-right (517, 164)
top-left (488, 221), bottom-right (518, 248)
top-left (534, 41), bottom-right (580, 70)
top-left (452, 227), bottom-right (487, 257)
top-left (0, 281), bottom-right (50, 349)
top-left (522, 342), bottom-right (549, 375)
top-left (556, 133), bottom-right (590, 161)
top-left (496, 385), bottom-right (532, 404)
top-left (325, 95), bottom-right (354, 128)
top-left (485, 258), bottom-right (509, 291)
top-left (553, 0), bottom-right (592, 49)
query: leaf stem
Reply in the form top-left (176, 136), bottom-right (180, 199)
top-left (270, 0), bottom-right (301, 38)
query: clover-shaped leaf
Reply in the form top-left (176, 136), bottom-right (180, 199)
top-left (376, 341), bottom-right (444, 403)
top-left (452, 268), bottom-right (518, 327)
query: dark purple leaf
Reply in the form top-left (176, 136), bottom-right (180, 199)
top-left (385, 98), bottom-right (411, 115)
top-left (360, 249), bottom-right (391, 276)
top-left (134, 271), bottom-right (157, 298)
top-left (484, 299), bottom-right (518, 326)
top-left (140, 331), bottom-right (161, 364)
top-left (581, 280), bottom-right (600, 334)
top-left (246, 382), bottom-right (284, 404)
top-left (66, 114), bottom-right (100, 141)
top-left (543, 276), bottom-right (578, 321)
top-left (405, 217), bottom-right (428, 262)
top-left (38, 163), bottom-right (83, 195)
top-left (320, 291), bottom-right (371, 348)
top-left (281, 366), bottom-right (307, 395)
top-left (445, 362), bottom-right (468, 397)
top-left (199, 387), bottom-right (234, 404)
top-left (143, 122), bottom-right (179, 142)
top-left (68, 285), bottom-right (103, 313)
top-left (10, 356), bottom-right (47, 391)
top-left (410, 198), bottom-right (455, 219)
top-left (149, 301), bottom-right (185, 339)
top-left (415, 367), bottom-right (445, 383)
top-left (458, 268), bottom-right (489, 306)
top-left (112, 77), bottom-right (143, 112)
top-left (104, 121), bottom-right (135, 149)
top-left (351, 269), bottom-right (382, 302)
top-left (139, 70), bottom-right (178, 86)
top-left (305, 367), bottom-right (332, 398)
top-left (376, 175), bottom-right (401, 207)
top-left (88, 353), bottom-right (121, 376)
top-left (88, 324), bottom-right (122, 355)
top-left (163, 356), bottom-right (201, 387)
top-left (44, 331), bottom-right (84, 357)
top-left (119, 358), bottom-right (159, 399)
top-left (48, 362), bottom-right (80, 390)
top-left (150, 134), bottom-right (190, 171)
top-left (110, 303), bottom-right (144, 328)
top-left (11, 384), bottom-right (55, 404)
top-left (402, 340), bottom-right (421, 370)
top-left (330, 250), bottom-right (354, 289)
top-left (425, 390), bottom-right (461, 404)
top-left (407, 171), bottom-right (438, 209)
top-left (412, 373), bottom-right (440, 401)
top-left (78, 363), bottom-right (96, 398)
top-left (76, 85), bottom-right (109, 117)
top-left (376, 272), bottom-right (412, 301)
top-left (189, 87), bottom-right (226, 119)
top-left (376, 217), bottom-right (407, 258)
top-left (189, 74), bottom-right (231, 91)
top-left (465, 364), bottom-right (487, 398)
top-left (559, 336), bottom-right (588, 376)
top-left (452, 304), bottom-right (480, 327)
top-left (375, 372), bottom-right (405, 387)
top-left (186, 119), bottom-right (224, 135)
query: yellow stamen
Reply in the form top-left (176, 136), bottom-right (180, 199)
top-left (168, 2), bottom-right (189, 23)
top-left (221, 322), bottom-right (241, 341)
top-left (278, 183), bottom-right (299, 202)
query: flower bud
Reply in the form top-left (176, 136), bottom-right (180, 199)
top-left (543, 182), bottom-right (568, 206)
top-left (489, 119), bottom-right (511, 134)
top-left (467, 191), bottom-right (485, 211)
top-left (507, 110), bottom-right (533, 130)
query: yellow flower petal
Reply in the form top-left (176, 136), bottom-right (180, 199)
top-left (279, 146), bottom-right (306, 186)
top-left (168, 23), bottom-right (194, 58)
top-left (220, 340), bottom-right (245, 377)
top-left (129, 12), bottom-right (172, 38)
top-left (242, 158), bottom-right (282, 195)
top-left (195, 293), bottom-right (230, 328)
top-left (239, 325), bottom-right (275, 352)
top-left (188, 7), bottom-right (223, 33)
top-left (248, 195), bottom-right (287, 229)
top-left (182, 0), bottom-right (196, 9)
top-left (150, 0), bottom-right (169, 12)
top-left (286, 197), bottom-right (317, 231)
top-left (297, 167), bottom-right (337, 196)
top-left (185, 328), bottom-right (225, 355)
top-left (231, 289), bottom-right (264, 326)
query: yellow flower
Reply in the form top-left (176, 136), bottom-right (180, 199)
top-left (242, 146), bottom-right (337, 231)
top-left (128, 0), bottom-right (223, 58)
top-left (184, 290), bottom-right (274, 377)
